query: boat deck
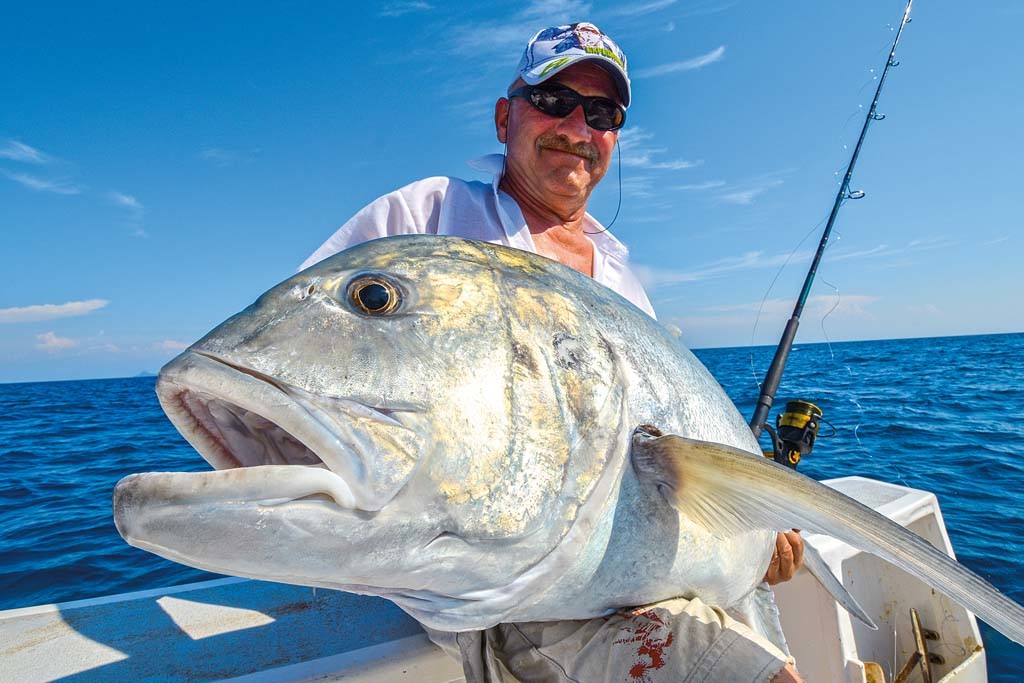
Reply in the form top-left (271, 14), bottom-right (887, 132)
top-left (0, 476), bottom-right (986, 682)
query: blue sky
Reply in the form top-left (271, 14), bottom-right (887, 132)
top-left (2, 1), bottom-right (1021, 383)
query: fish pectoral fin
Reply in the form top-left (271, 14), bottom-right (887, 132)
top-left (629, 428), bottom-right (1024, 647)
top-left (630, 428), bottom-right (878, 630)
top-left (630, 428), bottom-right (793, 537)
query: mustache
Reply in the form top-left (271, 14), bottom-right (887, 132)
top-left (536, 134), bottom-right (599, 163)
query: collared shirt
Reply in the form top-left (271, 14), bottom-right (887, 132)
top-left (299, 154), bottom-right (656, 319)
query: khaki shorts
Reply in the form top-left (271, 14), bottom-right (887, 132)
top-left (425, 591), bottom-right (793, 683)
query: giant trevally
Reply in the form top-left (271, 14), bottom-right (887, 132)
top-left (113, 235), bottom-right (1024, 647)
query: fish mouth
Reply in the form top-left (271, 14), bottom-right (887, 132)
top-left (156, 350), bottom-right (420, 511)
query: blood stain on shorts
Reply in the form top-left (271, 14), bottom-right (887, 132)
top-left (613, 609), bottom-right (675, 681)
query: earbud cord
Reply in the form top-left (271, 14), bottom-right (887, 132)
top-left (500, 105), bottom-right (622, 236)
top-left (583, 138), bottom-right (622, 235)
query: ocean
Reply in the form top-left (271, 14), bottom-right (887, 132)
top-left (1, 332), bottom-right (1022, 681)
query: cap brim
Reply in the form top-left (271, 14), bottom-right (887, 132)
top-left (522, 55), bottom-right (631, 108)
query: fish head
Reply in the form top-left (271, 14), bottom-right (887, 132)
top-left (115, 236), bottom-right (631, 628)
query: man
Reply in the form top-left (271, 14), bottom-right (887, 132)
top-left (302, 22), bottom-right (803, 683)
top-left (299, 23), bottom-right (653, 321)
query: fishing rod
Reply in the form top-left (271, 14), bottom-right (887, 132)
top-left (749, 0), bottom-right (914, 457)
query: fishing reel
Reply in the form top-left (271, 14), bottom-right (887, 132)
top-left (763, 400), bottom-right (826, 469)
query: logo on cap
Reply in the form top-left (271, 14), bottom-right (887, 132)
top-left (532, 23), bottom-right (626, 70)
top-left (518, 22), bottom-right (631, 107)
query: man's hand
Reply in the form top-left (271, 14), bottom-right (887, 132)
top-left (772, 663), bottom-right (805, 682)
top-left (763, 530), bottom-right (804, 585)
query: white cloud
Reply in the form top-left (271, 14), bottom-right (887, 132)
top-left (680, 172), bottom-right (789, 205)
top-left (639, 252), bottom-right (768, 287)
top-left (639, 229), bottom-right (948, 295)
top-left (446, 1), bottom-right (593, 57)
top-left (907, 236), bottom-right (958, 251)
top-left (674, 181), bottom-right (726, 191)
top-left (718, 179), bottom-right (783, 205)
top-left (635, 248), bottom-right (813, 289)
top-left (620, 175), bottom-right (657, 198)
top-left (699, 294), bottom-right (879, 318)
top-left (635, 159), bottom-right (702, 171)
top-left (618, 127), bottom-right (653, 147)
top-left (824, 244), bottom-right (891, 262)
top-left (107, 190), bottom-right (146, 236)
top-left (606, 0), bottom-right (677, 17)
top-left (36, 331), bottom-right (77, 353)
top-left (663, 294), bottom-right (879, 331)
top-left (2, 170), bottom-right (83, 195)
top-left (446, 93), bottom-right (499, 118)
top-left (676, 0), bottom-right (738, 17)
top-left (633, 46), bottom-right (726, 79)
top-left (0, 140), bottom-right (51, 164)
top-left (618, 127), bottom-right (701, 171)
top-left (379, 1), bottom-right (433, 17)
top-left (109, 191), bottom-right (142, 210)
top-left (607, 0), bottom-right (735, 20)
top-left (0, 299), bottom-right (109, 323)
top-left (824, 236), bottom-right (958, 264)
top-left (981, 235), bottom-right (1009, 246)
top-left (154, 340), bottom-right (189, 352)
top-left (628, 212), bottom-right (674, 224)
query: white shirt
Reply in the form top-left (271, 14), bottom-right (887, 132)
top-left (300, 154), bottom-right (656, 318)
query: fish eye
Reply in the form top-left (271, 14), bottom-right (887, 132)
top-left (348, 276), bottom-right (400, 315)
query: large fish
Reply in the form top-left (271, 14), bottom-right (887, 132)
top-left (113, 236), bottom-right (1024, 646)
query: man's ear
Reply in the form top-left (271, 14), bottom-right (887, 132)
top-left (495, 97), bottom-right (510, 144)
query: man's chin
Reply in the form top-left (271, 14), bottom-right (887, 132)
top-left (541, 175), bottom-right (598, 202)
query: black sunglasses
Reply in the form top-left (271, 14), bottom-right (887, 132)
top-left (508, 84), bottom-right (626, 132)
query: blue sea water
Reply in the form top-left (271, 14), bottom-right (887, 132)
top-left (1, 332), bottom-right (1022, 680)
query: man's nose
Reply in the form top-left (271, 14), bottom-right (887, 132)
top-left (554, 104), bottom-right (591, 141)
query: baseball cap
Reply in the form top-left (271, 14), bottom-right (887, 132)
top-left (515, 22), bottom-right (631, 108)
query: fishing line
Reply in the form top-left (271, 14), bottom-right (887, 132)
top-left (805, 36), bottom-right (898, 461)
top-left (816, 275), bottom-right (870, 454)
top-left (812, 23), bottom-right (906, 468)
top-left (816, 251), bottom-right (914, 486)
top-left (584, 138), bottom-right (622, 235)
top-left (748, 0), bottom-right (913, 439)
top-left (817, 276), bottom-right (842, 357)
top-left (746, 48), bottom-right (889, 390)
top-left (829, 24), bottom-right (903, 198)
top-left (747, 213), bottom-right (830, 392)
top-left (855, 21), bottom-right (902, 100)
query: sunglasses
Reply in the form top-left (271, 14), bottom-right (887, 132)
top-left (508, 84), bottom-right (626, 132)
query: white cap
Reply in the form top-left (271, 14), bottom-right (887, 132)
top-left (515, 22), bottom-right (631, 108)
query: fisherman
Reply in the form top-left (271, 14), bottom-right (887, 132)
top-left (301, 22), bottom-right (804, 683)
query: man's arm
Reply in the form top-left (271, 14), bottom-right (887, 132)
top-left (298, 178), bottom-right (450, 271)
